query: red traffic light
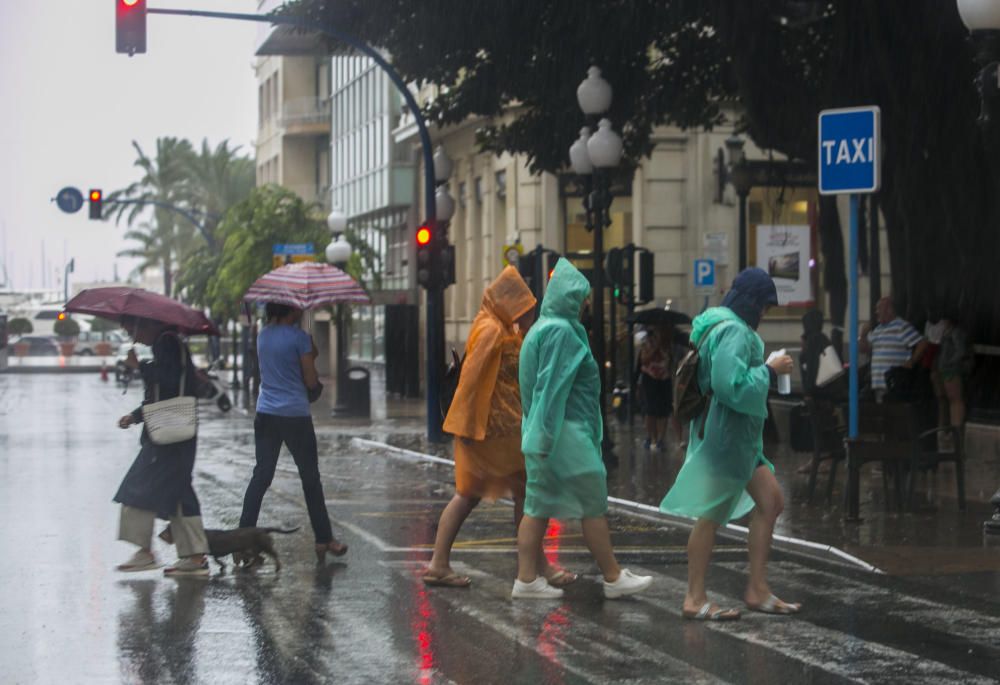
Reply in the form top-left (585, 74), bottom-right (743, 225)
top-left (416, 226), bottom-right (432, 246)
top-left (117, 0), bottom-right (147, 55)
top-left (90, 190), bottom-right (102, 202)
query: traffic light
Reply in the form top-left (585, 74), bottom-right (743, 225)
top-left (545, 251), bottom-right (561, 282)
top-left (116, 0), bottom-right (147, 56)
top-left (605, 247), bottom-right (623, 287)
top-left (415, 224), bottom-right (438, 289)
top-left (440, 243), bottom-right (456, 287)
top-left (517, 249), bottom-right (537, 292)
top-left (88, 189), bottom-right (103, 220)
top-left (638, 249), bottom-right (654, 304)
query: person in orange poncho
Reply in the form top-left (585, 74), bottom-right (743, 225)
top-left (423, 266), bottom-right (577, 589)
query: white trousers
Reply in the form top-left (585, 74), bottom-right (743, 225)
top-left (119, 504), bottom-right (209, 557)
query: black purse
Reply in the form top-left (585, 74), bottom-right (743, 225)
top-left (307, 381), bottom-right (324, 403)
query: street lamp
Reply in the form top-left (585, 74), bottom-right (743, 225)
top-left (326, 208), bottom-right (353, 415)
top-left (956, 2), bottom-right (1000, 534)
top-left (569, 67), bottom-right (623, 463)
top-left (957, 0), bottom-right (1000, 127)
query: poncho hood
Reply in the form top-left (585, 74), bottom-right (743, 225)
top-left (482, 266), bottom-right (536, 327)
top-left (540, 258), bottom-right (591, 321)
top-left (720, 267), bottom-right (778, 330)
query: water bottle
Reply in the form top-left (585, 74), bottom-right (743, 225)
top-left (767, 348), bottom-right (792, 395)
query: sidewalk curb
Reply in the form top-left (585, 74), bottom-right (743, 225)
top-left (351, 437), bottom-right (883, 575)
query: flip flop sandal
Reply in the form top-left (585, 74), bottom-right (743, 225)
top-left (747, 594), bottom-right (801, 615)
top-left (422, 573), bottom-right (472, 588)
top-left (683, 603), bottom-right (741, 621)
top-left (546, 570), bottom-right (579, 588)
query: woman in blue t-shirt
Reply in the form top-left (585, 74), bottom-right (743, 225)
top-left (239, 303), bottom-right (348, 562)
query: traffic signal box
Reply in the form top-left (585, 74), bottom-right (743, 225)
top-left (116, 0), bottom-right (147, 55)
top-left (517, 245), bottom-right (561, 303)
top-left (88, 189), bottom-right (103, 220)
top-left (415, 225), bottom-right (437, 289)
top-left (605, 244), bottom-right (654, 306)
top-left (415, 223), bottom-right (456, 290)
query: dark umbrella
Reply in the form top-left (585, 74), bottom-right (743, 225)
top-left (626, 308), bottom-right (692, 328)
top-left (64, 287), bottom-right (219, 336)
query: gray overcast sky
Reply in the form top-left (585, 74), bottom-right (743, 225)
top-left (0, 0), bottom-right (258, 292)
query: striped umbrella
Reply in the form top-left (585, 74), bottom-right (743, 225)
top-left (243, 262), bottom-right (370, 309)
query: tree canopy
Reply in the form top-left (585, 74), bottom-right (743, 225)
top-left (180, 185), bottom-right (331, 321)
top-left (106, 137), bottom-right (255, 300)
top-left (284, 0), bottom-right (1000, 346)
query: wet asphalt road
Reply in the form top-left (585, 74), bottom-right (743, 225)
top-left (2, 374), bottom-right (1000, 684)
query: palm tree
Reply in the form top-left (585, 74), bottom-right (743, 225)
top-left (116, 221), bottom-right (175, 295)
top-left (182, 138), bottom-right (255, 239)
top-left (105, 138), bottom-right (195, 295)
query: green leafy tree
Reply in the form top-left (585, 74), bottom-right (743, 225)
top-left (203, 185), bottom-right (331, 321)
top-left (8, 318), bottom-right (32, 336)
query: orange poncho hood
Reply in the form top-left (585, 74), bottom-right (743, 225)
top-left (442, 267), bottom-right (536, 440)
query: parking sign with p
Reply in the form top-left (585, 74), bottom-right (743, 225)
top-left (694, 259), bottom-right (715, 288)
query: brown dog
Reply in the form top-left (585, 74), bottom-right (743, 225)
top-left (159, 525), bottom-right (299, 571)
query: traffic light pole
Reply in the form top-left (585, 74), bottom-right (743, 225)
top-left (140, 6), bottom-right (444, 441)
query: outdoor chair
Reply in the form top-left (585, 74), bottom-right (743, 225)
top-left (804, 398), bottom-right (846, 504)
top-left (844, 401), bottom-right (967, 520)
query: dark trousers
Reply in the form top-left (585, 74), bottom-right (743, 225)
top-left (240, 413), bottom-right (333, 543)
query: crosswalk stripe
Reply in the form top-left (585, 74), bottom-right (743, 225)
top-left (719, 560), bottom-right (1000, 651)
top-left (382, 559), bottom-right (732, 685)
top-left (626, 562), bottom-right (996, 684)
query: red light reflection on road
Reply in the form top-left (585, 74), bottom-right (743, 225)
top-left (538, 605), bottom-right (570, 683)
top-left (544, 519), bottom-right (563, 567)
top-left (411, 585), bottom-right (437, 685)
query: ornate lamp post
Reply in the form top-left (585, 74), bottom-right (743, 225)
top-left (957, 1), bottom-right (1000, 533)
top-left (957, 0), bottom-right (1000, 127)
top-left (326, 208), bottom-right (352, 414)
top-left (569, 67), bottom-right (624, 461)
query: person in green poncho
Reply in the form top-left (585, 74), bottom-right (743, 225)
top-left (512, 258), bottom-right (653, 600)
top-left (661, 267), bottom-right (799, 620)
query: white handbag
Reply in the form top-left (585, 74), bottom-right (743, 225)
top-left (815, 344), bottom-right (845, 387)
top-left (142, 338), bottom-right (197, 445)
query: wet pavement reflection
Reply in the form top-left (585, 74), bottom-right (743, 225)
top-left (2, 374), bottom-right (1000, 683)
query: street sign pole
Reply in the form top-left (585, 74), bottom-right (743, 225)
top-left (818, 105), bottom-right (880, 441)
top-left (848, 194), bottom-right (860, 438)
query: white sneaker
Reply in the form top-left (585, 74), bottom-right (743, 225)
top-left (603, 568), bottom-right (653, 599)
top-left (511, 576), bottom-right (564, 600)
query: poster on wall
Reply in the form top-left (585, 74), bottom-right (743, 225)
top-left (755, 224), bottom-right (812, 305)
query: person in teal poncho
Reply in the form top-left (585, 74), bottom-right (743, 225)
top-left (661, 267), bottom-right (799, 620)
top-left (513, 258), bottom-right (652, 600)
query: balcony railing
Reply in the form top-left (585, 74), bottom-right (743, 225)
top-left (280, 97), bottom-right (331, 131)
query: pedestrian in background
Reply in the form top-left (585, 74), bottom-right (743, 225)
top-left (513, 258), bottom-right (652, 600)
top-left (795, 308), bottom-right (842, 474)
top-left (424, 267), bottom-right (576, 589)
top-left (638, 325), bottom-right (673, 450)
top-left (660, 268), bottom-right (799, 620)
top-left (860, 297), bottom-right (927, 402)
top-left (114, 315), bottom-right (210, 576)
top-left (239, 302), bottom-right (348, 563)
top-left (936, 317), bottom-right (971, 452)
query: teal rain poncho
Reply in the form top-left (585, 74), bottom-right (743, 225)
top-left (660, 290), bottom-right (776, 524)
top-left (519, 258), bottom-right (608, 520)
